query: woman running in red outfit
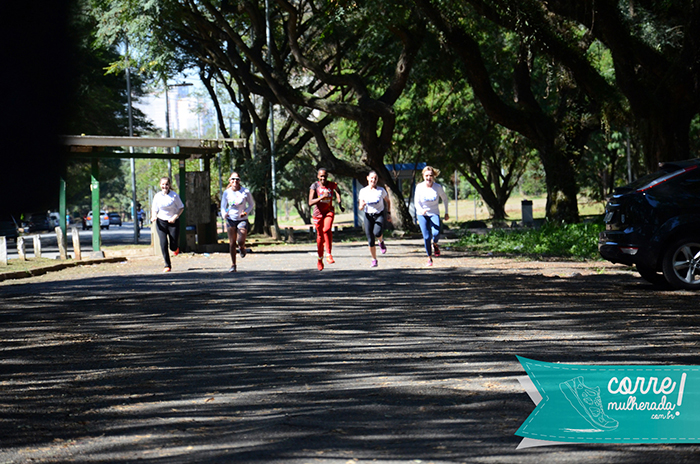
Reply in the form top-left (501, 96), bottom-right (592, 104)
top-left (309, 168), bottom-right (342, 271)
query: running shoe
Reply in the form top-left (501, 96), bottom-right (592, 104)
top-left (379, 241), bottom-right (387, 254)
top-left (433, 243), bottom-right (440, 257)
top-left (173, 248), bottom-right (180, 256)
top-left (371, 259), bottom-right (378, 267)
top-left (426, 258), bottom-right (433, 267)
top-left (317, 258), bottom-right (324, 271)
top-left (560, 376), bottom-right (619, 430)
top-left (326, 254), bottom-right (335, 264)
top-left (163, 266), bottom-right (171, 272)
top-left (228, 265), bottom-right (236, 273)
top-left (239, 246), bottom-right (247, 258)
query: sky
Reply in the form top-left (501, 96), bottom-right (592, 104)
top-left (135, 76), bottom-right (208, 137)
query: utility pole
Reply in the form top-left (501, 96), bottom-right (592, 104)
top-left (265, 0), bottom-right (277, 226)
top-left (125, 39), bottom-right (138, 245)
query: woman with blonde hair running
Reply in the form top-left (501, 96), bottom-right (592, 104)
top-left (414, 166), bottom-right (449, 266)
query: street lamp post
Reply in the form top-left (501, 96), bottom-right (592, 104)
top-left (125, 39), bottom-right (139, 245)
top-left (265, 0), bottom-right (278, 233)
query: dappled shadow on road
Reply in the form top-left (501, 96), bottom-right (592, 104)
top-left (1, 267), bottom-right (699, 463)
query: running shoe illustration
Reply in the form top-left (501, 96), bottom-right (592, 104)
top-left (559, 376), bottom-right (619, 430)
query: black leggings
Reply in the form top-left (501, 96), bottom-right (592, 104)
top-left (364, 212), bottom-right (386, 247)
top-left (156, 218), bottom-right (180, 267)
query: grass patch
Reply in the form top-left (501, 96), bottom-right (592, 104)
top-left (454, 220), bottom-right (605, 260)
top-left (0, 257), bottom-right (62, 274)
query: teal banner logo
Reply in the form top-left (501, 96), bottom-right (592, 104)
top-left (516, 356), bottom-right (699, 448)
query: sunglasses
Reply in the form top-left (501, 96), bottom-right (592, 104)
top-left (229, 177), bottom-right (241, 181)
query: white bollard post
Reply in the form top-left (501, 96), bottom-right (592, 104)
top-left (152, 222), bottom-right (161, 256)
top-left (270, 224), bottom-right (282, 241)
top-left (0, 236), bottom-right (7, 265)
top-left (33, 235), bottom-right (42, 259)
top-left (72, 227), bottom-right (82, 260)
top-left (55, 226), bottom-right (67, 259)
top-left (17, 236), bottom-right (27, 260)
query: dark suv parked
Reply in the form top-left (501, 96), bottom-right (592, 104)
top-left (599, 158), bottom-right (700, 289)
top-left (0, 214), bottom-right (19, 240)
top-left (25, 212), bottom-right (52, 233)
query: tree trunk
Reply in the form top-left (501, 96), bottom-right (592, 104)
top-left (478, 187), bottom-right (507, 220)
top-left (540, 146), bottom-right (580, 223)
top-left (293, 199), bottom-right (311, 225)
top-left (357, 110), bottom-right (417, 231)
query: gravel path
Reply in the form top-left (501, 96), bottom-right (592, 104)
top-left (1, 239), bottom-right (699, 463)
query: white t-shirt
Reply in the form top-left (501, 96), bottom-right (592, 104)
top-left (414, 181), bottom-right (448, 216)
top-left (152, 190), bottom-right (185, 221)
top-left (359, 186), bottom-right (388, 214)
top-left (221, 187), bottom-right (255, 221)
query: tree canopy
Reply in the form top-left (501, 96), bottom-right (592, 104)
top-left (81, 0), bottom-right (700, 226)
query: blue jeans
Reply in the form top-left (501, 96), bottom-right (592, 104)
top-left (417, 214), bottom-right (441, 257)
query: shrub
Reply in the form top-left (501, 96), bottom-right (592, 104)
top-left (455, 220), bottom-right (605, 259)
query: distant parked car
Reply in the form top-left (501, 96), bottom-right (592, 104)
top-left (599, 158), bottom-right (700, 289)
top-left (26, 212), bottom-right (52, 233)
top-left (108, 212), bottom-right (122, 227)
top-left (86, 210), bottom-right (110, 230)
top-left (0, 214), bottom-right (19, 240)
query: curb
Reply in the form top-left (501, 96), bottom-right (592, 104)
top-left (0, 257), bottom-right (127, 282)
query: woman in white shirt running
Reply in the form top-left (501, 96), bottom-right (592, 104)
top-left (220, 172), bottom-right (255, 272)
top-left (358, 170), bottom-right (391, 268)
top-left (151, 177), bottom-right (185, 272)
top-left (413, 166), bottom-right (449, 266)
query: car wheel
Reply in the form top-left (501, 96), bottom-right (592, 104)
top-left (636, 262), bottom-right (669, 287)
top-left (662, 237), bottom-right (700, 290)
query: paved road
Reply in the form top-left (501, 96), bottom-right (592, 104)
top-left (1, 239), bottom-right (698, 463)
top-left (4, 222), bottom-right (149, 259)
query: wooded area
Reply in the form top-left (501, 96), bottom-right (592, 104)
top-left (72, 0), bottom-right (700, 231)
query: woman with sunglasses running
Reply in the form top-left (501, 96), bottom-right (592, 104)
top-left (221, 172), bottom-right (255, 273)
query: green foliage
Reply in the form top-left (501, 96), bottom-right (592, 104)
top-left (394, 75), bottom-right (537, 218)
top-left (455, 220), bottom-right (605, 259)
top-left (67, 0), bottom-right (154, 136)
top-left (66, 159), bottom-right (129, 216)
top-left (518, 162), bottom-right (546, 197)
top-left (276, 154), bottom-right (318, 224)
